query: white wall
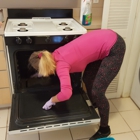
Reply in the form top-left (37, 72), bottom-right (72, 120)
top-left (122, 0), bottom-right (140, 97)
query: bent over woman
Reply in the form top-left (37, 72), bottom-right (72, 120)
top-left (29, 29), bottom-right (126, 139)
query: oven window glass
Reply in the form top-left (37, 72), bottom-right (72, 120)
top-left (15, 51), bottom-right (60, 91)
top-left (14, 50), bottom-right (81, 92)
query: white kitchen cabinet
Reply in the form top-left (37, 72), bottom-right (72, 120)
top-left (0, 36), bottom-right (11, 107)
top-left (101, 0), bottom-right (138, 98)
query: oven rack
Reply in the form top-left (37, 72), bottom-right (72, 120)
top-left (9, 118), bottom-right (100, 135)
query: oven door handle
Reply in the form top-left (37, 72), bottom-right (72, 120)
top-left (5, 45), bottom-right (15, 94)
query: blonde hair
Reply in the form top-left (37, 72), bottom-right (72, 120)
top-left (29, 50), bottom-right (56, 77)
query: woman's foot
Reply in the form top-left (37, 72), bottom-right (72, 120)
top-left (89, 126), bottom-right (111, 140)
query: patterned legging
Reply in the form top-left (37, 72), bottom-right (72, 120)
top-left (83, 34), bottom-right (126, 127)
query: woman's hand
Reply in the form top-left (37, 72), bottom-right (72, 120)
top-left (42, 98), bottom-right (56, 110)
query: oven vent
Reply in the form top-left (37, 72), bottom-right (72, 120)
top-left (9, 119), bottom-right (100, 134)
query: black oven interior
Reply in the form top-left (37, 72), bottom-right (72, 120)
top-left (15, 50), bottom-right (61, 91)
top-left (16, 50), bottom-right (82, 92)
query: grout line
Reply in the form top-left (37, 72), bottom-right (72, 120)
top-left (109, 99), bottom-right (119, 112)
top-left (0, 126), bottom-right (7, 129)
top-left (5, 127), bottom-right (8, 140)
top-left (38, 131), bottom-right (40, 140)
top-left (132, 131), bottom-right (139, 140)
top-left (118, 111), bottom-right (133, 132)
top-left (69, 128), bottom-right (74, 140)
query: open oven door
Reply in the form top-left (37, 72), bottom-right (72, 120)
top-left (9, 86), bottom-right (100, 134)
top-left (6, 45), bottom-right (100, 135)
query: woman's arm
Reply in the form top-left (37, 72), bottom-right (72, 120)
top-left (42, 61), bottom-right (72, 110)
top-left (51, 95), bottom-right (60, 103)
top-left (52, 61), bottom-right (72, 103)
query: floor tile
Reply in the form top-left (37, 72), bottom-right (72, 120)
top-left (111, 98), bottom-right (138, 111)
top-left (109, 100), bottom-right (118, 113)
top-left (7, 132), bottom-right (39, 140)
top-left (134, 130), bottom-right (140, 139)
top-left (109, 112), bottom-right (131, 134)
top-left (0, 108), bottom-right (9, 127)
top-left (0, 127), bottom-right (6, 140)
top-left (70, 124), bottom-right (99, 140)
top-left (111, 132), bottom-right (137, 140)
top-left (94, 100), bottom-right (118, 117)
top-left (40, 129), bottom-right (72, 140)
top-left (120, 110), bottom-right (140, 131)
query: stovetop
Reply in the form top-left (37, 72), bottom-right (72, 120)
top-left (5, 18), bottom-right (87, 37)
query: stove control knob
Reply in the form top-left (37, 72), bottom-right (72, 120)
top-left (26, 37), bottom-right (32, 44)
top-left (16, 37), bottom-right (22, 44)
top-left (45, 36), bottom-right (50, 43)
top-left (64, 36), bottom-right (69, 42)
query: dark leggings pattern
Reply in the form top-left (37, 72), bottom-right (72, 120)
top-left (83, 34), bottom-right (126, 127)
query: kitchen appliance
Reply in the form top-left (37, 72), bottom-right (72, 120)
top-left (4, 9), bottom-right (100, 135)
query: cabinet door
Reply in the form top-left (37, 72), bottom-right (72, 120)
top-left (0, 88), bottom-right (11, 107)
top-left (0, 36), bottom-right (4, 50)
top-left (0, 71), bottom-right (10, 88)
top-left (101, 0), bottom-right (138, 98)
top-left (0, 52), bottom-right (7, 70)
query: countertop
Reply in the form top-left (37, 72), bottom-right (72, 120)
top-left (74, 16), bottom-right (102, 30)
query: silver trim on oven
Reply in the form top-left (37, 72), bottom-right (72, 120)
top-left (8, 118), bottom-right (100, 135)
top-left (5, 45), bottom-right (14, 94)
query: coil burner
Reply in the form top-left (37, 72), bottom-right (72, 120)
top-left (63, 27), bottom-right (72, 31)
top-left (18, 28), bottom-right (28, 32)
top-left (59, 22), bottom-right (68, 26)
top-left (18, 23), bottom-right (27, 26)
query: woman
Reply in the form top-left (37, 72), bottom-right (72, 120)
top-left (29, 29), bottom-right (126, 139)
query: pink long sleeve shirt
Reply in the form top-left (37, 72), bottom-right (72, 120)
top-left (52, 29), bottom-right (117, 101)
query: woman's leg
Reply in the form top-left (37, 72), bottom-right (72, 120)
top-left (83, 60), bottom-right (102, 105)
top-left (83, 34), bottom-right (126, 139)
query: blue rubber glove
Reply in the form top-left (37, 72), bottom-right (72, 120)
top-left (42, 98), bottom-right (56, 110)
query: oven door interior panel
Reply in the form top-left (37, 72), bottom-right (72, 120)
top-left (7, 44), bottom-right (100, 133)
top-left (9, 88), bottom-right (100, 133)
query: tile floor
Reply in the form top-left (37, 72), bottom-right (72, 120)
top-left (1, 97), bottom-right (140, 140)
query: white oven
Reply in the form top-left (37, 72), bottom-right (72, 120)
top-left (4, 9), bottom-right (100, 135)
